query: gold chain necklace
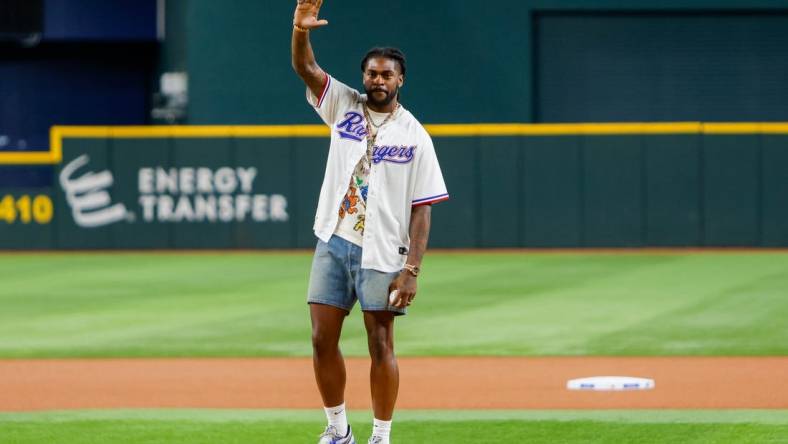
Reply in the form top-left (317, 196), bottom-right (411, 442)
top-left (362, 102), bottom-right (399, 166)
top-left (363, 102), bottom-right (399, 133)
top-left (353, 102), bottom-right (399, 207)
top-left (365, 104), bottom-right (398, 128)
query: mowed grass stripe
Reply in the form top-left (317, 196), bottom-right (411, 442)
top-left (1, 253), bottom-right (787, 357)
top-left (1, 410), bottom-right (787, 444)
top-left (0, 254), bottom-right (313, 357)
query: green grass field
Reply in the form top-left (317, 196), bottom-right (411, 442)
top-left (1, 251), bottom-right (787, 443)
top-left (1, 252), bottom-right (787, 357)
top-left (1, 410), bottom-right (786, 444)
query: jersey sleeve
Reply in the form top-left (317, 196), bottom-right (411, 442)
top-left (411, 133), bottom-right (449, 207)
top-left (306, 73), bottom-right (359, 126)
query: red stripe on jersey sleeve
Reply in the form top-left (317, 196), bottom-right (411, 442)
top-left (316, 72), bottom-right (331, 107)
top-left (412, 195), bottom-right (449, 207)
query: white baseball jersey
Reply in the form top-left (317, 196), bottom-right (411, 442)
top-left (307, 73), bottom-right (449, 273)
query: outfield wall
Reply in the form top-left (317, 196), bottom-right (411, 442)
top-left (1, 123), bottom-right (787, 249)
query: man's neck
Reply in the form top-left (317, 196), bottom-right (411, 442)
top-left (367, 99), bottom-right (399, 114)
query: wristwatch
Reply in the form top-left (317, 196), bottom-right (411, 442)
top-left (402, 264), bottom-right (420, 277)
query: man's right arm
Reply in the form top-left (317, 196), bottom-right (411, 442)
top-left (291, 0), bottom-right (329, 98)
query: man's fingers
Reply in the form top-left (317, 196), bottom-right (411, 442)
top-left (394, 292), bottom-right (415, 308)
top-left (301, 18), bottom-right (328, 29)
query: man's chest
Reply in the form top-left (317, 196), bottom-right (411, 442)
top-left (332, 109), bottom-right (419, 168)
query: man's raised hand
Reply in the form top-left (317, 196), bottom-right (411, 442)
top-left (294, 0), bottom-right (328, 30)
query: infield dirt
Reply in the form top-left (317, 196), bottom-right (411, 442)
top-left (1, 357), bottom-right (786, 411)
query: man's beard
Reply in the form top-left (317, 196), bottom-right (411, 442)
top-left (365, 85), bottom-right (398, 108)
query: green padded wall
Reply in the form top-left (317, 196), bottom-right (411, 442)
top-left (702, 135), bottom-right (760, 246)
top-left (429, 139), bottom-right (478, 248)
top-left (762, 135), bottom-right (788, 246)
top-left (480, 137), bottom-right (521, 247)
top-left (522, 137), bottom-right (582, 247)
top-left (3, 128), bottom-right (787, 249)
top-left (583, 136), bottom-right (644, 247)
top-left (643, 135), bottom-right (702, 246)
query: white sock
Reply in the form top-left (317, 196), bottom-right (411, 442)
top-left (324, 403), bottom-right (348, 436)
top-left (372, 418), bottom-right (392, 442)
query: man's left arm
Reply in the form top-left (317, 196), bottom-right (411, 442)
top-left (389, 204), bottom-right (431, 308)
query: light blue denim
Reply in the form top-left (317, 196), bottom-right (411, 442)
top-left (307, 235), bottom-right (405, 315)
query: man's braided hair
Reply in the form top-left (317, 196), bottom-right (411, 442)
top-left (361, 47), bottom-right (406, 78)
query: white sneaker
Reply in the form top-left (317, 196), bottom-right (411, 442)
top-left (318, 424), bottom-right (355, 444)
top-left (367, 436), bottom-right (385, 444)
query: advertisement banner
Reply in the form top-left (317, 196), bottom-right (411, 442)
top-left (52, 137), bottom-right (295, 249)
top-left (1, 125), bottom-right (786, 249)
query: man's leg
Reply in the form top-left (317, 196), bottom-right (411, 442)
top-left (363, 310), bottom-right (398, 419)
top-left (310, 303), bottom-right (348, 408)
top-left (311, 303), bottom-right (357, 442)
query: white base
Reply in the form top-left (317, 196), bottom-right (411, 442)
top-left (566, 376), bottom-right (655, 391)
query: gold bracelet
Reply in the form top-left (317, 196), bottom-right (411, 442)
top-left (293, 23), bottom-right (309, 32)
top-left (403, 264), bottom-right (420, 277)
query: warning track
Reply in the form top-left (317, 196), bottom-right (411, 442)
top-left (1, 357), bottom-right (786, 411)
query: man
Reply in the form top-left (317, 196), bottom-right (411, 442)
top-left (291, 1), bottom-right (448, 443)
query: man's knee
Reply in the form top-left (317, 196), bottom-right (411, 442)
top-left (312, 329), bottom-right (340, 357)
top-left (367, 329), bottom-right (395, 363)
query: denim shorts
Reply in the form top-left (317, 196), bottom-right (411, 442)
top-left (307, 235), bottom-right (405, 315)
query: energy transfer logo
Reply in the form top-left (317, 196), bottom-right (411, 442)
top-left (59, 154), bottom-right (289, 228)
top-left (136, 166), bottom-right (288, 223)
top-left (59, 154), bottom-right (130, 228)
